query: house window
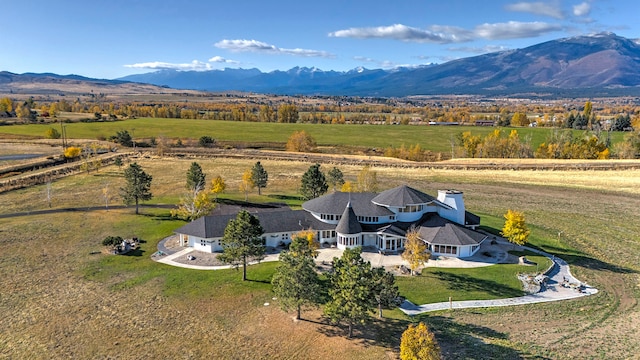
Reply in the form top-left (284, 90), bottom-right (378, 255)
top-left (434, 245), bottom-right (457, 254)
top-left (200, 240), bottom-right (207, 246)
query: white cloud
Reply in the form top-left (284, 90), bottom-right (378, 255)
top-left (573, 2), bottom-right (591, 16)
top-left (123, 60), bottom-right (212, 71)
top-left (448, 45), bottom-right (510, 53)
top-left (329, 24), bottom-right (471, 43)
top-left (352, 56), bottom-right (405, 69)
top-left (208, 56), bottom-right (239, 64)
top-left (353, 56), bottom-right (376, 63)
top-left (214, 39), bottom-right (334, 58)
top-left (505, 1), bottom-right (565, 19)
top-left (474, 21), bottom-right (563, 39)
top-left (329, 21), bottom-right (561, 43)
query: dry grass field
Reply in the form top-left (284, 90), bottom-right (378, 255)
top-left (1, 150), bottom-right (639, 359)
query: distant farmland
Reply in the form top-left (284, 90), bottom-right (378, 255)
top-left (0, 118), bottom-right (626, 154)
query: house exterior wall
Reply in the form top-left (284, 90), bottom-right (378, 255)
top-left (176, 186), bottom-right (482, 258)
top-left (336, 233), bottom-right (362, 250)
top-left (437, 190), bottom-right (466, 225)
top-left (363, 233), bottom-right (377, 247)
top-left (264, 232), bottom-right (293, 248)
top-left (429, 241), bottom-right (483, 258)
top-left (187, 235), bottom-right (222, 252)
top-left (319, 230), bottom-right (337, 245)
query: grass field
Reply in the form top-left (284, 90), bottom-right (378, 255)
top-left (0, 117), bottom-right (626, 153)
top-left (1, 155), bottom-right (639, 359)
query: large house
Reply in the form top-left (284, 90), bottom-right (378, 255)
top-left (174, 185), bottom-right (487, 258)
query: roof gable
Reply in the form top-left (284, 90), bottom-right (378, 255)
top-left (302, 191), bottom-right (392, 216)
top-left (175, 207), bottom-right (334, 239)
top-left (371, 185), bottom-right (436, 207)
top-left (417, 214), bottom-right (486, 246)
top-left (335, 202), bottom-right (363, 234)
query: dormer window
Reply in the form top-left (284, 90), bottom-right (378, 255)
top-left (398, 204), bottom-right (422, 213)
top-left (320, 214), bottom-right (336, 220)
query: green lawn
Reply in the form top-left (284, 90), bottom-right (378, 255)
top-left (0, 117), bottom-right (625, 153)
top-left (397, 251), bottom-right (552, 304)
top-left (82, 208), bottom-right (277, 300)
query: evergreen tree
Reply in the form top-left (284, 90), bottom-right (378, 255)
top-left (219, 210), bottom-right (265, 281)
top-left (300, 163), bottom-right (328, 200)
top-left (371, 267), bottom-right (401, 319)
top-left (186, 162), bottom-right (206, 191)
top-left (564, 113), bottom-right (576, 129)
top-left (324, 247), bottom-right (374, 338)
top-left (251, 161), bottom-right (268, 195)
top-left (611, 114), bottom-right (632, 132)
top-left (272, 234), bottom-right (321, 320)
top-left (327, 167), bottom-right (345, 192)
top-left (113, 130), bottom-right (133, 147)
top-left (120, 163), bottom-right (153, 214)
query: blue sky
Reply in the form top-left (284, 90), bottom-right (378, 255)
top-left (1, 0), bottom-right (637, 79)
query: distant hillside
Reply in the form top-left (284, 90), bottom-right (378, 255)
top-left (119, 33), bottom-right (640, 97)
top-left (0, 71), bottom-right (197, 95)
top-left (3, 33), bottom-right (640, 97)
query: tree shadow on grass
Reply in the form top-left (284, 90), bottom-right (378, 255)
top-left (245, 278), bottom-right (271, 284)
top-left (415, 315), bottom-right (550, 360)
top-left (315, 315), bottom-right (409, 350)
top-left (431, 271), bottom-right (524, 298)
top-left (92, 172), bottom-right (123, 178)
top-left (122, 248), bottom-right (145, 257)
top-left (216, 198), bottom-right (286, 209)
top-left (137, 211), bottom-right (175, 221)
top-left (266, 194), bottom-right (303, 201)
top-left (479, 225), bottom-right (501, 236)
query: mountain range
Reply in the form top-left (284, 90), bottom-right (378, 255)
top-left (3, 32), bottom-right (640, 97)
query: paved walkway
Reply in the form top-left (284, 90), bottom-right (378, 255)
top-left (155, 247), bottom-right (282, 270)
top-left (399, 241), bottom-right (598, 315)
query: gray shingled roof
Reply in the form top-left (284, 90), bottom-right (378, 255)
top-left (371, 185), bottom-right (436, 207)
top-left (175, 207), bottom-right (334, 239)
top-left (377, 224), bottom-right (407, 237)
top-left (302, 192), bottom-right (393, 217)
top-left (335, 202), bottom-right (362, 234)
top-left (416, 214), bottom-right (486, 246)
top-left (465, 211), bottom-right (481, 226)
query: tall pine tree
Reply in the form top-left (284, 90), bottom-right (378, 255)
top-left (272, 233), bottom-right (321, 320)
top-left (300, 163), bottom-right (328, 200)
top-left (219, 210), bottom-right (265, 281)
top-left (251, 161), bottom-right (268, 195)
top-left (186, 162), bottom-right (206, 191)
top-left (120, 163), bottom-right (153, 214)
top-left (324, 247), bottom-right (374, 338)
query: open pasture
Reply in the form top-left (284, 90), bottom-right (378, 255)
top-left (0, 155), bottom-right (639, 359)
top-left (0, 117), bottom-right (626, 154)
